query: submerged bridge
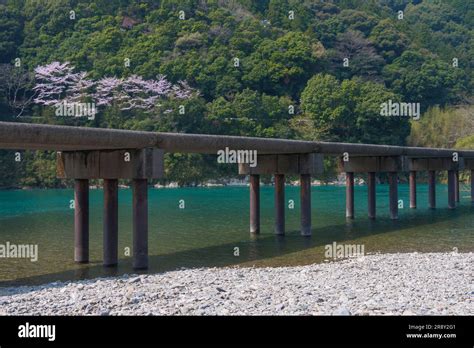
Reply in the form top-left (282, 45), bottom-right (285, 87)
top-left (1, 121), bottom-right (474, 269)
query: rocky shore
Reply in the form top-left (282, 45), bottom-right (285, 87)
top-left (0, 252), bottom-right (472, 316)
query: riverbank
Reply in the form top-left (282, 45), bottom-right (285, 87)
top-left (3, 174), bottom-right (366, 190)
top-left (0, 252), bottom-right (472, 315)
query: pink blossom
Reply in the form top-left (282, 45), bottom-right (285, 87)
top-left (33, 61), bottom-right (195, 113)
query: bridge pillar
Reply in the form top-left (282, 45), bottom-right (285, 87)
top-left (409, 171), bottom-right (417, 209)
top-left (455, 171), bottom-right (460, 203)
top-left (345, 172), bottom-right (354, 219)
top-left (274, 174), bottom-right (285, 235)
top-left (448, 170), bottom-right (456, 209)
top-left (249, 174), bottom-right (260, 234)
top-left (300, 174), bottom-right (311, 236)
top-left (239, 153), bottom-right (323, 236)
top-left (428, 170), bottom-right (436, 209)
top-left (57, 148), bottom-right (163, 268)
top-left (133, 179), bottom-right (148, 269)
top-left (103, 179), bottom-right (118, 267)
top-left (389, 172), bottom-right (398, 219)
top-left (74, 179), bottom-right (89, 263)
top-left (471, 170), bottom-right (474, 203)
top-left (367, 172), bottom-right (376, 219)
top-left (409, 157), bottom-right (464, 210)
top-left (339, 156), bottom-right (405, 220)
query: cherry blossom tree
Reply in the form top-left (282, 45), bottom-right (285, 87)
top-left (34, 62), bottom-right (93, 106)
top-left (33, 61), bottom-right (195, 112)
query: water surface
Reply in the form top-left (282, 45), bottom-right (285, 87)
top-left (0, 184), bottom-right (473, 285)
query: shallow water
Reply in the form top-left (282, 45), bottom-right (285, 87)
top-left (0, 184), bottom-right (473, 285)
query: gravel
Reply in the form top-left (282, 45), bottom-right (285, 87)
top-left (0, 252), bottom-right (472, 316)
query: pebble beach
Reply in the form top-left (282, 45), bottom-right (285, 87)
top-left (0, 252), bottom-right (472, 316)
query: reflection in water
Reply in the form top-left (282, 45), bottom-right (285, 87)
top-left (0, 184), bottom-right (473, 286)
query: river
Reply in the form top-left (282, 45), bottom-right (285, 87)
top-left (0, 184), bottom-right (473, 285)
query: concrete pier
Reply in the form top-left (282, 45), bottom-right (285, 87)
top-left (300, 174), bottom-right (311, 236)
top-left (409, 171), bottom-right (417, 209)
top-left (368, 172), bottom-right (376, 219)
top-left (389, 172), bottom-right (398, 220)
top-left (132, 179), bottom-right (148, 269)
top-left (239, 154), bottom-right (323, 236)
top-left (249, 174), bottom-right (260, 234)
top-left (103, 179), bottom-right (118, 267)
top-left (274, 174), bottom-right (285, 235)
top-left (340, 156), bottom-right (404, 219)
top-left (448, 170), bottom-right (456, 209)
top-left (455, 171), bottom-right (460, 203)
top-left (409, 158), bottom-right (465, 210)
top-left (472, 170), bottom-right (474, 203)
top-left (74, 179), bottom-right (89, 263)
top-left (346, 172), bottom-right (354, 219)
top-left (428, 170), bottom-right (436, 209)
top-left (57, 148), bottom-right (163, 268)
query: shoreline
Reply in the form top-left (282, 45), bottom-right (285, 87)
top-left (0, 174), bottom-right (414, 190)
top-left (0, 252), bottom-right (472, 316)
top-left (2, 178), bottom-right (466, 190)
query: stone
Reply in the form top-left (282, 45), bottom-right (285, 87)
top-left (0, 253), bottom-right (472, 316)
top-left (334, 307), bottom-right (351, 316)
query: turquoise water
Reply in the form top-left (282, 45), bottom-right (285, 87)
top-left (0, 184), bottom-right (473, 285)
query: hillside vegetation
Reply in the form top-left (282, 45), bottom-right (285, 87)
top-left (0, 0), bottom-right (472, 187)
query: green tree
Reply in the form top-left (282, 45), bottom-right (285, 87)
top-left (243, 32), bottom-right (320, 96)
top-left (408, 106), bottom-right (474, 148)
top-left (455, 135), bottom-right (474, 149)
top-left (299, 73), bottom-right (409, 144)
top-left (383, 50), bottom-right (466, 108)
top-left (0, 3), bottom-right (22, 64)
top-left (369, 19), bottom-right (408, 63)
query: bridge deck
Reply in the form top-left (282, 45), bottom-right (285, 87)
top-left (0, 121), bottom-right (473, 157)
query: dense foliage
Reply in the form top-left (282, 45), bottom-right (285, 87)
top-left (0, 0), bottom-right (472, 187)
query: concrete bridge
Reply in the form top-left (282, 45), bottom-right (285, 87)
top-left (1, 121), bottom-right (474, 269)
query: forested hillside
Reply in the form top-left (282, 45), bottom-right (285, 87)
top-left (0, 0), bottom-right (472, 187)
